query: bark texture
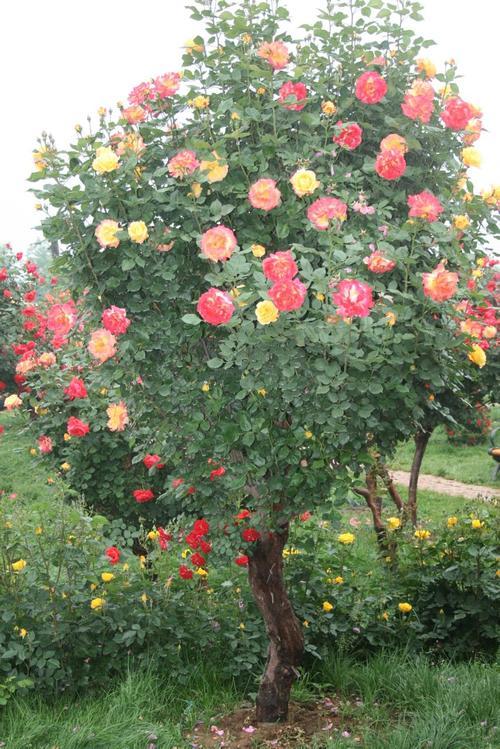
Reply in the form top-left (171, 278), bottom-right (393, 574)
top-left (248, 525), bottom-right (304, 722)
top-left (405, 428), bottom-right (433, 525)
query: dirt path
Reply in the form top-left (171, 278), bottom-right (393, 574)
top-left (391, 471), bottom-right (499, 501)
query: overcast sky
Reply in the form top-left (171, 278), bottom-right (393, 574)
top-left (1, 0), bottom-right (498, 252)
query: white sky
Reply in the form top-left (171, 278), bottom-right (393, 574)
top-left (1, 0), bottom-right (498, 252)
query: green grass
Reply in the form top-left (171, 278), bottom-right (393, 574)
top-left (0, 653), bottom-right (497, 748)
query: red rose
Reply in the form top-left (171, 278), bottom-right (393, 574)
top-left (242, 528), bottom-right (261, 542)
top-left (64, 377), bottom-right (88, 400)
top-left (179, 565), bottom-right (194, 580)
top-left (172, 477), bottom-right (184, 488)
top-left (197, 288), bottom-right (235, 326)
top-left (262, 251), bottom-right (298, 282)
top-left (268, 278), bottom-right (307, 312)
top-left (333, 121), bottom-right (363, 150)
top-left (0, 425), bottom-right (5, 436)
top-left (158, 528), bottom-right (172, 550)
top-left (185, 531), bottom-right (201, 549)
top-left (133, 488), bottom-right (155, 503)
top-left (3, 289), bottom-right (12, 299)
top-left (143, 453), bottom-right (164, 469)
top-left (200, 540), bottom-right (212, 554)
top-left (67, 416), bottom-right (90, 437)
top-left (235, 555), bottom-right (249, 566)
top-left (355, 71), bottom-right (387, 104)
top-left (187, 486), bottom-right (196, 495)
top-left (299, 511), bottom-right (312, 521)
top-left (236, 509), bottom-right (252, 520)
top-left (374, 149), bottom-right (406, 180)
top-left (38, 435), bottom-right (53, 454)
top-left (0, 380), bottom-right (6, 391)
top-left (105, 546), bottom-right (121, 564)
top-left (209, 466), bottom-right (226, 480)
top-left (0, 267), bottom-right (8, 281)
top-left (24, 290), bottom-right (36, 302)
top-left (193, 518), bottom-right (210, 536)
top-left (102, 305), bottom-right (131, 336)
top-left (190, 552), bottom-right (206, 568)
top-left (278, 81), bottom-right (308, 111)
top-left (440, 97), bottom-right (474, 130)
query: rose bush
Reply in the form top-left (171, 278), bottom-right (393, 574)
top-left (23, 0), bottom-right (499, 721)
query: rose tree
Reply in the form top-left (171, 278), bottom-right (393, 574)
top-left (30, 0), bottom-right (498, 722)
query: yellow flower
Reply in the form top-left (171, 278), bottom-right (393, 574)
top-left (471, 269), bottom-right (483, 279)
top-left (416, 57), bottom-right (436, 78)
top-left (256, 86), bottom-right (266, 95)
top-left (321, 100), bottom-right (337, 116)
top-left (481, 185), bottom-right (500, 206)
top-left (439, 84), bottom-right (453, 99)
top-left (181, 548), bottom-right (190, 559)
top-left (453, 215), bottom-right (470, 231)
top-left (139, 555), bottom-right (147, 568)
top-left (5, 394), bottom-right (22, 410)
top-left (147, 530), bottom-right (159, 540)
top-left (447, 516), bottom-right (458, 528)
top-left (322, 601), bottom-right (334, 612)
top-left (414, 529), bottom-right (431, 540)
top-left (190, 95), bottom-right (210, 109)
top-left (303, 619), bottom-right (309, 628)
top-left (257, 388), bottom-right (267, 396)
top-left (106, 401), bottom-right (129, 432)
top-left (35, 526), bottom-right (43, 535)
top-left (127, 221), bottom-right (149, 244)
top-left (251, 243), bottom-right (266, 258)
top-left (195, 568), bottom-right (208, 576)
top-left (239, 622), bottom-right (245, 629)
top-left (471, 519), bottom-right (484, 529)
top-left (95, 220), bottom-right (120, 248)
top-left (255, 300), bottom-right (279, 325)
top-left (387, 517), bottom-right (401, 530)
top-left (100, 387), bottom-right (109, 396)
top-left (315, 292), bottom-right (325, 302)
top-left (11, 559), bottom-right (27, 572)
top-left (385, 311), bottom-right (397, 326)
top-left (64, 432), bottom-right (71, 441)
top-left (47, 477), bottom-right (54, 485)
top-left (4, 522), bottom-right (13, 529)
top-left (201, 382), bottom-right (210, 393)
top-left (231, 112), bottom-right (241, 120)
top-left (33, 146), bottom-right (50, 171)
top-left (200, 152), bottom-right (228, 183)
top-left (241, 33), bottom-right (252, 44)
top-left (30, 448), bottom-right (37, 457)
top-left (185, 39), bottom-right (204, 54)
top-left (468, 344), bottom-right (486, 368)
top-left (101, 572), bottom-right (114, 582)
top-left (189, 182), bottom-right (202, 198)
top-left (461, 147), bottom-right (481, 168)
top-left (97, 106), bottom-right (107, 117)
top-left (92, 146), bottom-right (120, 175)
top-left (381, 611), bottom-right (389, 621)
top-left (334, 576), bottom-right (344, 584)
top-left (19, 628), bottom-right (28, 638)
top-left (60, 462), bottom-right (71, 472)
top-left (337, 532), bottom-right (355, 545)
top-left (290, 168), bottom-right (320, 197)
top-left (141, 593), bottom-right (148, 603)
top-left (398, 602), bottom-right (412, 614)
top-left (90, 597), bottom-right (105, 610)
top-left (304, 430), bottom-right (313, 439)
top-left (496, 570), bottom-right (500, 577)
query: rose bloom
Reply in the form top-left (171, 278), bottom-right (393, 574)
top-left (209, 466), bottom-right (226, 480)
top-left (200, 226), bottom-right (238, 262)
top-left (464, 117), bottom-right (482, 145)
top-left (262, 251), bottom-right (298, 282)
top-left (156, 228), bottom-right (175, 252)
top-left (416, 57), bottom-right (436, 78)
top-left (251, 244), bottom-right (266, 258)
top-left (92, 147), bottom-right (120, 175)
top-left (255, 300), bottom-right (280, 325)
top-left (380, 133), bottom-right (408, 153)
top-left (199, 152), bottom-right (228, 183)
top-left (468, 344), bottom-right (486, 368)
top-left (338, 532), bottom-right (355, 545)
top-left (197, 288), bottom-right (235, 325)
top-left (47, 302), bottom-right (77, 335)
top-left (67, 416), bottom-right (90, 437)
top-left (179, 565), bottom-right (194, 580)
top-left (290, 168), bottom-right (320, 197)
top-left (127, 221), bottom-right (149, 243)
top-left (105, 546), bottom-right (121, 564)
top-left (133, 489), bottom-right (155, 503)
top-left (257, 40), bottom-right (289, 69)
top-left (38, 352), bottom-right (57, 368)
top-left (106, 401), bottom-right (129, 432)
top-left (453, 215), bottom-right (470, 231)
top-left (461, 147), bottom-right (481, 168)
top-left (407, 191), bottom-right (443, 222)
top-left (95, 220), bottom-right (120, 249)
top-left (333, 121), bottom-right (363, 150)
top-left (235, 555), bottom-right (249, 566)
top-left (422, 263), bottom-right (459, 302)
top-left (154, 72), bottom-right (181, 98)
top-left (64, 376), bottom-right (88, 400)
top-left (268, 278), bottom-right (307, 312)
top-left (123, 105), bottom-right (146, 124)
top-left (102, 305), bottom-right (131, 335)
top-left (248, 178), bottom-right (281, 211)
top-left (355, 71), bottom-right (387, 104)
top-left (440, 97), bottom-right (474, 130)
top-left (115, 132), bottom-right (145, 158)
top-left (363, 250), bottom-right (396, 274)
top-left (401, 79), bottom-right (434, 123)
top-left (128, 81), bottom-right (154, 105)
top-left (333, 279), bottom-right (374, 320)
top-left (242, 528), bottom-right (261, 542)
top-left (143, 454), bottom-right (164, 469)
top-left (375, 149), bottom-right (406, 180)
top-left (38, 435), bottom-right (53, 454)
top-left (168, 149), bottom-right (200, 178)
top-left (88, 328), bottom-right (117, 363)
top-left (307, 196), bottom-right (347, 230)
top-left (278, 81), bottom-right (307, 111)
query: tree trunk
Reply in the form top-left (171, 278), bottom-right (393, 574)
top-left (354, 470), bottom-right (391, 554)
top-left (248, 525), bottom-right (304, 723)
top-left (405, 428), bottom-right (433, 526)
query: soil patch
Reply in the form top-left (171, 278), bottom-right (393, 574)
top-left (391, 471), bottom-right (499, 501)
top-left (187, 696), bottom-right (360, 748)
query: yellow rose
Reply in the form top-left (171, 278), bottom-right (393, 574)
top-left (189, 182), bottom-right (203, 198)
top-left (471, 519), bottom-right (484, 529)
top-left (385, 311), bottom-right (397, 327)
top-left (387, 517), bottom-right (401, 530)
top-left (101, 572), bottom-right (114, 582)
top-left (322, 601), bottom-right (334, 612)
top-left (64, 432), bottom-right (71, 441)
top-left (60, 462), bottom-right (71, 472)
top-left (461, 147), bottom-right (481, 168)
top-left (19, 628), bottom-right (28, 638)
top-left (241, 33), bottom-right (252, 44)
top-left (447, 516), bottom-right (458, 528)
top-left (4, 394), bottom-right (22, 411)
top-left (381, 611), bottom-right (389, 621)
top-left (35, 526), bottom-right (43, 535)
top-left (92, 146), bottom-right (120, 175)
top-left (334, 576), bottom-right (344, 584)
top-left (321, 101), bottom-right (337, 116)
top-left (201, 382), bottom-right (210, 392)
top-left (195, 568), bottom-right (208, 576)
top-left (453, 215), bottom-right (470, 230)
top-left (416, 57), bottom-right (436, 78)
top-left (11, 559), bottom-right (27, 572)
top-left (398, 602), bottom-right (412, 614)
top-left (290, 168), bottom-right (320, 197)
top-left (200, 153), bottom-right (228, 183)
top-left (127, 221), bottom-right (149, 244)
top-left (95, 220), bottom-right (120, 249)
top-left (414, 529), bottom-right (431, 540)
top-left (257, 388), bottom-right (267, 397)
top-left (30, 448), bottom-right (37, 456)
top-left (255, 300), bottom-right (279, 325)
top-left (141, 593), bottom-right (149, 603)
top-left (468, 344), bottom-right (486, 368)
top-left (251, 244), bottom-right (266, 258)
top-left (304, 430), bottom-right (313, 439)
top-left (90, 597), bottom-right (105, 610)
top-left (231, 112), bottom-right (241, 120)
top-left (256, 86), bottom-right (266, 95)
top-left (338, 532), bottom-right (355, 545)
top-left (190, 95), bottom-right (210, 109)
top-left (98, 106), bottom-right (107, 117)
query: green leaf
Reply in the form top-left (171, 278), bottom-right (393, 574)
top-left (182, 314), bottom-right (201, 325)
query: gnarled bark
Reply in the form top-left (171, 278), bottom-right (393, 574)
top-left (248, 525), bottom-right (304, 722)
top-left (405, 428), bottom-right (433, 526)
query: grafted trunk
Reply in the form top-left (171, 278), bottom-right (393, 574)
top-left (248, 525), bottom-right (304, 722)
top-left (405, 428), bottom-right (433, 526)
